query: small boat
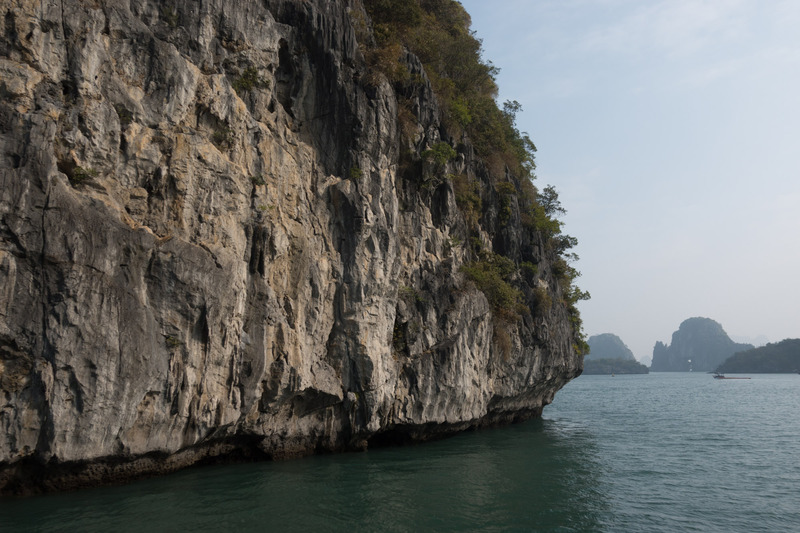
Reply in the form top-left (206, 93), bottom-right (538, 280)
top-left (713, 372), bottom-right (750, 380)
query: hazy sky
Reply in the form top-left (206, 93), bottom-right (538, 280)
top-left (459, 0), bottom-right (800, 362)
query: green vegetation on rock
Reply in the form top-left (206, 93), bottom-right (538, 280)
top-left (68, 166), bottom-right (98, 186)
top-left (422, 142), bottom-right (457, 168)
top-left (360, 0), bottom-right (588, 353)
top-left (362, 1), bottom-right (520, 162)
top-left (233, 66), bottom-right (269, 95)
top-left (461, 253), bottom-right (524, 323)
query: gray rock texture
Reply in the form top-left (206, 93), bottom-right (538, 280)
top-left (0, 0), bottom-right (583, 494)
top-left (650, 317), bottom-right (754, 372)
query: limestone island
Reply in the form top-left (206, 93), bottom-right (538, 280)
top-left (0, 0), bottom-right (588, 494)
top-left (582, 334), bottom-right (648, 375)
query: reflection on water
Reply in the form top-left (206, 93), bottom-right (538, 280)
top-left (1, 418), bottom-right (609, 532)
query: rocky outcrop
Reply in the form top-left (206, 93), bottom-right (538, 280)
top-left (650, 318), bottom-right (753, 372)
top-left (585, 333), bottom-right (635, 361)
top-left (0, 0), bottom-right (582, 494)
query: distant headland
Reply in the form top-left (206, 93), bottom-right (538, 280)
top-left (583, 334), bottom-right (648, 374)
top-left (650, 317), bottom-right (753, 372)
top-left (716, 339), bottom-right (800, 373)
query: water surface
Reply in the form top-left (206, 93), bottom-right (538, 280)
top-left (2, 373), bottom-right (798, 532)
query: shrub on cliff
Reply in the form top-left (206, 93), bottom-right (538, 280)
top-left (461, 253), bottom-right (524, 322)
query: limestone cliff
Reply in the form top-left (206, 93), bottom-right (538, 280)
top-left (0, 0), bottom-right (583, 494)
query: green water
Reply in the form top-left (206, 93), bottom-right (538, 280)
top-left (2, 373), bottom-right (799, 532)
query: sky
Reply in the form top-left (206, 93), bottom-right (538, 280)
top-left (459, 0), bottom-right (800, 363)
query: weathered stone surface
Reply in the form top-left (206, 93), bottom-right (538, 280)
top-left (0, 0), bottom-right (582, 494)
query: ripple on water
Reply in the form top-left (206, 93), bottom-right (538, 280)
top-left (545, 373), bottom-right (800, 533)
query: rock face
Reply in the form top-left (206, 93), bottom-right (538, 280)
top-left (585, 333), bottom-right (635, 361)
top-left (0, 0), bottom-right (583, 494)
top-left (650, 318), bottom-right (753, 372)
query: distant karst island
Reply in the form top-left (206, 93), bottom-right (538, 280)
top-left (716, 339), bottom-right (800, 373)
top-left (582, 334), bottom-right (649, 375)
top-left (650, 317), bottom-right (753, 372)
